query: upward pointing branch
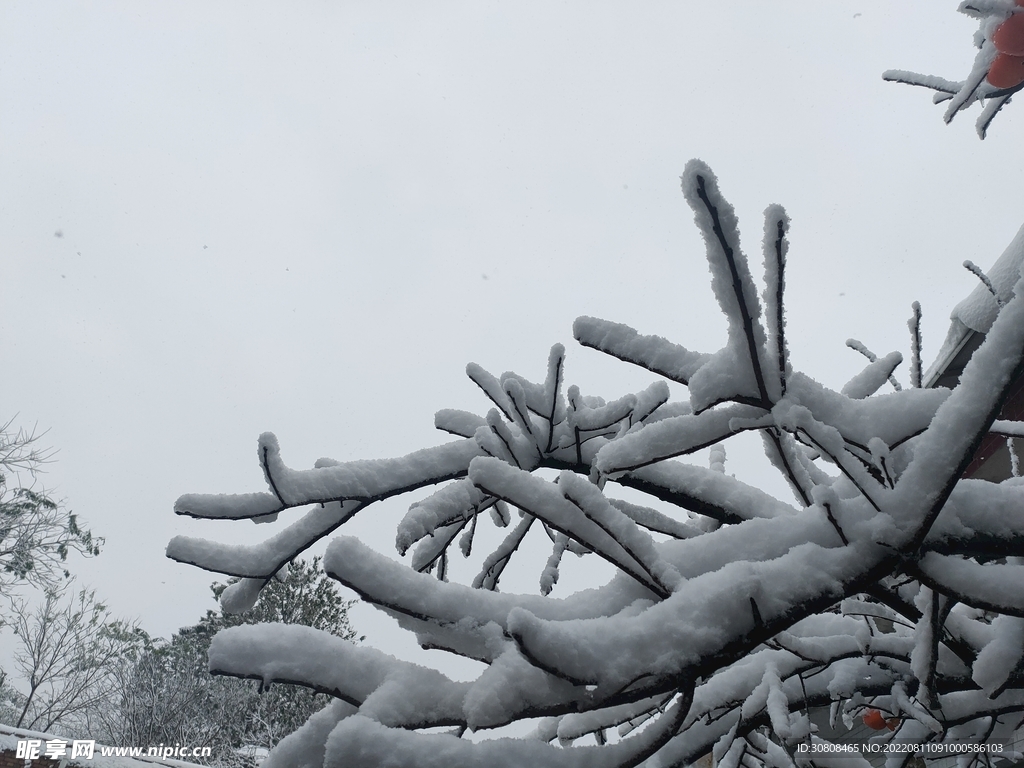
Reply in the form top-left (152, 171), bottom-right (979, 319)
top-left (693, 173), bottom-right (771, 407)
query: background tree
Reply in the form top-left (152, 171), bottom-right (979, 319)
top-left (0, 671), bottom-right (26, 726)
top-left (0, 420), bottom-right (114, 736)
top-left (166, 157), bottom-right (1024, 768)
top-left (0, 421), bottom-right (101, 595)
top-left (101, 558), bottom-right (358, 766)
top-left (7, 583), bottom-right (144, 734)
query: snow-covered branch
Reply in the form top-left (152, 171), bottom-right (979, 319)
top-left (170, 161), bottom-right (1024, 766)
top-left (884, 3), bottom-right (1024, 136)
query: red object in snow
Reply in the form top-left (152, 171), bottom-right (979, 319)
top-left (994, 14), bottom-right (1024, 56)
top-left (862, 709), bottom-right (888, 730)
top-left (988, 52), bottom-right (1024, 88)
top-left (886, 718), bottom-right (901, 731)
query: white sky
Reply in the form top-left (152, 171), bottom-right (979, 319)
top-left (3, 1), bottom-right (1024, 680)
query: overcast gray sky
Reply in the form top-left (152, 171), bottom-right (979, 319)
top-left (3, 1), bottom-right (1024, 676)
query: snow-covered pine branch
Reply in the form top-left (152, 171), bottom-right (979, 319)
top-left (171, 161), bottom-right (1024, 767)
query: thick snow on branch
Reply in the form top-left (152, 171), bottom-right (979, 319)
top-left (841, 351), bottom-right (903, 399)
top-left (209, 623), bottom-right (470, 727)
top-left (171, 161), bottom-right (1024, 767)
top-left (573, 317), bottom-right (710, 384)
top-left (681, 160), bottom-right (777, 411)
top-left (761, 204), bottom-right (790, 397)
top-left (167, 499), bottom-right (364, 577)
top-left (593, 404), bottom-right (768, 476)
top-left (469, 459), bottom-right (679, 597)
top-left (174, 434), bottom-right (483, 519)
top-left (917, 553), bottom-right (1024, 615)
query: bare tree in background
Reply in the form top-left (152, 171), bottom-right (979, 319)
top-left (8, 584), bottom-right (143, 734)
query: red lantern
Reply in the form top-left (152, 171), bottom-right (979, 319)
top-left (988, 52), bottom-right (1024, 88)
top-left (993, 14), bottom-right (1024, 56)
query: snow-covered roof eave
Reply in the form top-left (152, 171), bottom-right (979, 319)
top-left (923, 318), bottom-right (978, 389)
top-left (924, 221), bottom-right (1024, 389)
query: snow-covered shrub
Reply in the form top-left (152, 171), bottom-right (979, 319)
top-left (168, 160), bottom-right (1024, 768)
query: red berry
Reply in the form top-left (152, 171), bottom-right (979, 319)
top-left (886, 718), bottom-right (901, 731)
top-left (862, 710), bottom-right (888, 731)
top-left (993, 14), bottom-right (1024, 56)
top-left (988, 52), bottom-right (1024, 88)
